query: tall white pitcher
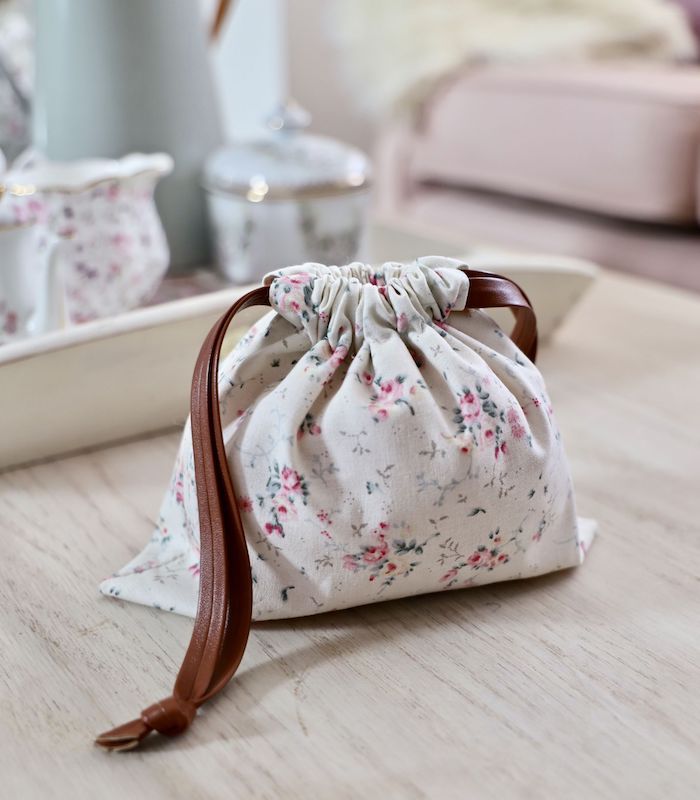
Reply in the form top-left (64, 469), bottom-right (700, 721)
top-left (33, 0), bottom-right (229, 269)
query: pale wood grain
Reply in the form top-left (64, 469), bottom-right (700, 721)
top-left (1, 272), bottom-right (699, 800)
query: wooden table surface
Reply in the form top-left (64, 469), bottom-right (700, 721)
top-left (2, 271), bottom-right (699, 799)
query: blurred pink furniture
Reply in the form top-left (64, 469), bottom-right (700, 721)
top-left (376, 62), bottom-right (700, 292)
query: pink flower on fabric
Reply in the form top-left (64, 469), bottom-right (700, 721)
top-left (440, 568), bottom-right (459, 583)
top-left (467, 544), bottom-right (510, 570)
top-left (297, 423), bottom-right (321, 440)
top-left (362, 536), bottom-right (389, 564)
top-left (340, 522), bottom-right (423, 588)
top-left (330, 344), bottom-right (348, 369)
top-left (272, 498), bottom-right (299, 521)
top-left (174, 478), bottom-right (184, 505)
top-left (264, 522), bottom-right (283, 537)
top-left (238, 496), bottom-right (253, 513)
top-left (274, 272), bottom-right (313, 314)
top-left (342, 554), bottom-right (359, 571)
top-left (287, 273), bottom-right (310, 286)
top-left (507, 407), bottom-right (526, 440)
top-left (459, 390), bottom-right (481, 421)
top-left (369, 378), bottom-right (407, 421)
top-left (298, 413), bottom-right (322, 439)
top-left (281, 466), bottom-right (302, 494)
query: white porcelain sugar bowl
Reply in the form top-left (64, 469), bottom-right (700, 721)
top-left (203, 103), bottom-right (372, 284)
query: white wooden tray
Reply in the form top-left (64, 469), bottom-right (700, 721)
top-left (0, 222), bottom-right (598, 470)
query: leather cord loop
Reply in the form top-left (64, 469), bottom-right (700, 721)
top-left (95, 268), bottom-right (537, 751)
top-left (463, 269), bottom-right (538, 361)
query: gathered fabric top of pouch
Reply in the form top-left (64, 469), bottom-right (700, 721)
top-left (264, 256), bottom-right (470, 350)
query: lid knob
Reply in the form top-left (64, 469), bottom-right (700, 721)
top-left (266, 99), bottom-right (312, 135)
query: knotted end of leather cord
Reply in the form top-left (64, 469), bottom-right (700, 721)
top-left (95, 696), bottom-right (197, 751)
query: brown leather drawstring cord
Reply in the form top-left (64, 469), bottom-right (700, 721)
top-left (95, 286), bottom-right (269, 751)
top-left (464, 271), bottom-right (538, 361)
top-left (95, 270), bottom-right (536, 751)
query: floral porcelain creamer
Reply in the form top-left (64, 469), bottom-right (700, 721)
top-left (8, 152), bottom-right (173, 322)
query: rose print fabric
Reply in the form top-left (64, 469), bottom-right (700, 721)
top-left (101, 257), bottom-right (595, 620)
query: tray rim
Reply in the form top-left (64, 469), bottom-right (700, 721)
top-left (0, 217), bottom-right (602, 372)
top-left (0, 282), bottom-right (257, 367)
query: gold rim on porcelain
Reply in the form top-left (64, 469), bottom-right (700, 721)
top-left (0, 166), bottom-right (167, 198)
top-left (202, 176), bottom-right (371, 203)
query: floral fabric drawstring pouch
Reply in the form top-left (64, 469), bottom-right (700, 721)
top-left (96, 257), bottom-right (595, 750)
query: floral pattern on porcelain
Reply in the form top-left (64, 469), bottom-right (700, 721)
top-left (7, 153), bottom-right (172, 323)
top-left (47, 174), bottom-right (169, 322)
top-left (101, 257), bottom-right (595, 620)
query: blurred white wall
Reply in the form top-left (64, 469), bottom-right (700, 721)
top-left (287, 0), bottom-right (378, 153)
top-left (212, 0), bottom-right (287, 138)
top-left (208, 0), bottom-right (377, 152)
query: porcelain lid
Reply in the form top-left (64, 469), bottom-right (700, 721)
top-left (203, 102), bottom-right (371, 201)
